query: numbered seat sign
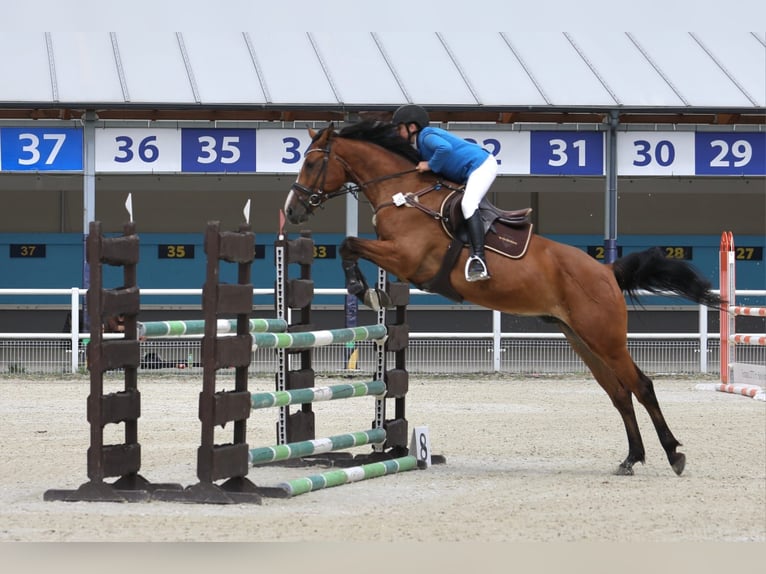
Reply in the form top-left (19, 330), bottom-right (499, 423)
top-left (0, 127), bottom-right (83, 171)
top-left (618, 131), bottom-right (765, 176)
top-left (1, 127), bottom-right (763, 176)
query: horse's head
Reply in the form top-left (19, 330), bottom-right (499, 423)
top-left (285, 124), bottom-right (350, 224)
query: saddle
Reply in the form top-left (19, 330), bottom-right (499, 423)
top-left (419, 190), bottom-right (534, 302)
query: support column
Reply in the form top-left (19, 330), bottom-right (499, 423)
top-left (604, 110), bottom-right (619, 264)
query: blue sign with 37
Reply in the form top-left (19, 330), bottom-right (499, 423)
top-left (181, 128), bottom-right (257, 172)
top-left (0, 127), bottom-right (83, 171)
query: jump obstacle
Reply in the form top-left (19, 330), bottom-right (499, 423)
top-left (45, 220), bottom-right (427, 504)
top-left (697, 231), bottom-right (765, 401)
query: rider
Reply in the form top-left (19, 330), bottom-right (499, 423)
top-left (392, 104), bottom-right (497, 282)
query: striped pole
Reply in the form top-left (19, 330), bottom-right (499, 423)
top-left (730, 334), bottom-right (766, 346)
top-left (249, 428), bottom-right (386, 465)
top-left (251, 324), bottom-right (387, 350)
top-left (731, 306), bottom-right (766, 317)
top-left (277, 455), bottom-right (420, 497)
top-left (714, 383), bottom-right (765, 400)
top-left (137, 318), bottom-right (287, 338)
top-left (251, 380), bottom-right (386, 409)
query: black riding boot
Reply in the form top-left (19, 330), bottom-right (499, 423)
top-left (464, 212), bottom-right (490, 282)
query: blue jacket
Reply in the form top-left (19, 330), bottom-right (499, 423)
top-left (416, 126), bottom-right (490, 183)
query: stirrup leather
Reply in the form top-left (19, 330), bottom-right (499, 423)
top-left (465, 255), bottom-right (490, 282)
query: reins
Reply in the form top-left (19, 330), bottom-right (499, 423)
top-left (372, 182), bottom-right (456, 221)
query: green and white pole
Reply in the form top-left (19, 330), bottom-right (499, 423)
top-left (249, 428), bottom-right (386, 465)
top-left (137, 317), bottom-right (288, 338)
top-left (250, 380), bottom-right (386, 409)
top-left (277, 455), bottom-right (420, 497)
top-left (250, 324), bottom-right (387, 350)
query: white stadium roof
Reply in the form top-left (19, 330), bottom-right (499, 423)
top-left (0, 30), bottom-right (763, 124)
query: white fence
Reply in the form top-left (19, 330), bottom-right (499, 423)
top-left (1, 287), bottom-right (764, 376)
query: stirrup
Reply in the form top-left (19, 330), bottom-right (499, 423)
top-left (465, 255), bottom-right (490, 282)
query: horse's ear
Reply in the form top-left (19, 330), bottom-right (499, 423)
top-left (308, 127), bottom-right (317, 139)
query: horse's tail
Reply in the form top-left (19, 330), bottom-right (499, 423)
top-left (610, 247), bottom-right (725, 308)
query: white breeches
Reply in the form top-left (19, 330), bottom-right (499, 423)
top-left (461, 154), bottom-right (498, 219)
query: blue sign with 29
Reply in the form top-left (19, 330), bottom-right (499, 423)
top-left (694, 132), bottom-right (765, 175)
top-left (0, 127), bottom-right (83, 171)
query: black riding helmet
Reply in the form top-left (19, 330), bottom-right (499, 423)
top-left (392, 104), bottom-right (430, 130)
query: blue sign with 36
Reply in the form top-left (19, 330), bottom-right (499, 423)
top-left (0, 127), bottom-right (83, 171)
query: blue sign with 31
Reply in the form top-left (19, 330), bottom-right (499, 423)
top-left (530, 131), bottom-right (604, 175)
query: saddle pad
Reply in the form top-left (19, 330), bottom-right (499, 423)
top-left (486, 222), bottom-right (534, 259)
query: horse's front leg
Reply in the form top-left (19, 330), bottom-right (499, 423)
top-left (342, 257), bottom-right (368, 297)
top-left (340, 237), bottom-right (399, 311)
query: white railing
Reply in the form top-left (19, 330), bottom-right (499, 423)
top-left (1, 287), bottom-right (764, 375)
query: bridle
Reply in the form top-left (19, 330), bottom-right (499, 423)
top-left (289, 135), bottom-right (418, 213)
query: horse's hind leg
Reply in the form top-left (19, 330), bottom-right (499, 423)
top-left (560, 324), bottom-right (647, 475)
top-left (629, 364), bottom-right (685, 475)
top-left (561, 323), bottom-right (685, 475)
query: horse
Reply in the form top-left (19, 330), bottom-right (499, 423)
top-left (284, 120), bottom-right (724, 477)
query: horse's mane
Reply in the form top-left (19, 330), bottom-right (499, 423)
top-left (335, 120), bottom-right (420, 164)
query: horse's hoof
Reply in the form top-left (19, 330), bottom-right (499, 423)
top-left (670, 452), bottom-right (686, 476)
top-left (362, 289), bottom-right (393, 311)
top-left (615, 464), bottom-right (634, 476)
top-left (363, 289), bottom-right (382, 311)
top-left (376, 290), bottom-right (393, 309)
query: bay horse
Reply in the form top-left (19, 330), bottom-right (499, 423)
top-left (284, 120), bottom-right (724, 476)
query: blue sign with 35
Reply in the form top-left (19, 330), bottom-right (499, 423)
top-left (181, 128), bottom-right (257, 172)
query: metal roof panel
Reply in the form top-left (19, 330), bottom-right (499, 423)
top-left (436, 33), bottom-right (548, 106)
top-left (115, 33), bottom-right (196, 103)
top-left (373, 32), bottom-right (478, 105)
top-left (48, 33), bottom-right (125, 103)
top-left (565, 32), bottom-right (685, 107)
top-left (627, 32), bottom-right (756, 107)
top-left (689, 32), bottom-right (765, 106)
top-left (309, 32), bottom-right (406, 105)
top-left (0, 33), bottom-right (55, 102)
top-left (181, 32), bottom-right (267, 104)
top-left (247, 31), bottom-right (337, 104)
top-left (504, 31), bottom-right (617, 106)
